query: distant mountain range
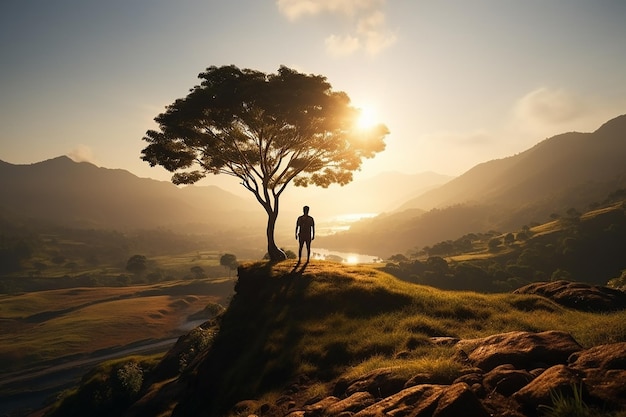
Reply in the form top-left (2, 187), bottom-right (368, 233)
top-left (318, 114), bottom-right (626, 257)
top-left (0, 155), bottom-right (449, 240)
top-left (0, 156), bottom-right (263, 232)
top-left (3, 114), bottom-right (625, 259)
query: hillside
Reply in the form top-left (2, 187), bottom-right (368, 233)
top-left (319, 114), bottom-right (626, 256)
top-left (380, 198), bottom-right (626, 292)
top-left (45, 262), bottom-right (626, 417)
top-left (401, 114), bottom-right (626, 212)
top-left (0, 156), bottom-right (263, 232)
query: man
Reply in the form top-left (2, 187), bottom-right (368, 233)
top-left (295, 205), bottom-right (315, 263)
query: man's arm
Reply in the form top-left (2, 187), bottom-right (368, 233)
top-left (295, 218), bottom-right (300, 240)
top-left (311, 218), bottom-right (315, 240)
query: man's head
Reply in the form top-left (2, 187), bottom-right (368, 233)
top-left (303, 206), bottom-right (310, 215)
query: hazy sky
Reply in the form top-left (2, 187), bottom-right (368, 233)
top-left (2, 0), bottom-right (626, 189)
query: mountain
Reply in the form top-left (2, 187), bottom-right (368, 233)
top-left (0, 156), bottom-right (263, 232)
top-left (319, 114), bottom-right (626, 257)
top-left (401, 114), bottom-right (626, 212)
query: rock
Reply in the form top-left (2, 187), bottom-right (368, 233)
top-left (452, 372), bottom-right (484, 396)
top-left (302, 396), bottom-right (340, 415)
top-left (568, 342), bottom-right (626, 409)
top-left (432, 382), bottom-right (490, 417)
top-left (513, 364), bottom-right (582, 409)
top-left (345, 367), bottom-right (409, 398)
top-left (568, 341), bottom-right (626, 370)
top-left (404, 372), bottom-right (452, 388)
top-left (271, 335), bottom-right (626, 417)
top-left (353, 384), bottom-right (445, 417)
top-left (457, 330), bottom-right (582, 371)
top-left (326, 392), bottom-right (376, 415)
top-left (285, 412), bottom-right (306, 417)
top-left (483, 365), bottom-right (534, 396)
top-left (513, 280), bottom-right (626, 311)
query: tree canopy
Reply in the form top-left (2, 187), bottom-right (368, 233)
top-left (141, 65), bottom-right (389, 260)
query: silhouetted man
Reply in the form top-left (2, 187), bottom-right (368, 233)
top-left (295, 205), bottom-right (315, 263)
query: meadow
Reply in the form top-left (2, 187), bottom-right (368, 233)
top-left (0, 277), bottom-right (232, 375)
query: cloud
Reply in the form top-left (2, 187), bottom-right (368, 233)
top-left (325, 34), bottom-right (361, 56)
top-left (355, 10), bottom-right (397, 55)
top-left (277, 0), bottom-right (384, 20)
top-left (515, 87), bottom-right (586, 126)
top-left (67, 144), bottom-right (98, 164)
top-left (277, 0), bottom-right (396, 56)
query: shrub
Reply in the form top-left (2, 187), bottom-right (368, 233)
top-left (115, 361), bottom-right (143, 399)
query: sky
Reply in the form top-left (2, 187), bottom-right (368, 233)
top-left (2, 0), bottom-right (626, 192)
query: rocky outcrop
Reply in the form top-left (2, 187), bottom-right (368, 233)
top-left (513, 280), bottom-right (626, 311)
top-left (456, 330), bottom-right (582, 371)
top-left (240, 331), bottom-right (626, 417)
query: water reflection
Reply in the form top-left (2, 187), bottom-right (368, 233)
top-left (316, 212), bottom-right (378, 236)
top-left (310, 247), bottom-right (381, 264)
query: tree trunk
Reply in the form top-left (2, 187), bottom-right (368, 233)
top-left (266, 210), bottom-right (286, 261)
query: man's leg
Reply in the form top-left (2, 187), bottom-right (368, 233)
top-left (305, 239), bottom-right (311, 262)
top-left (298, 240), bottom-right (304, 262)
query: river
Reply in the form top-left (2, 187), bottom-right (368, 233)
top-left (0, 337), bottom-right (178, 416)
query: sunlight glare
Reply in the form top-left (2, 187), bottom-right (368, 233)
top-left (345, 255), bottom-right (359, 264)
top-left (356, 105), bottom-right (378, 129)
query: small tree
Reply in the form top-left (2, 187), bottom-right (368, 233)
top-left (190, 265), bottom-right (206, 279)
top-left (126, 255), bottom-right (147, 275)
top-left (488, 237), bottom-right (502, 252)
top-left (141, 65), bottom-right (389, 261)
top-left (220, 253), bottom-right (238, 276)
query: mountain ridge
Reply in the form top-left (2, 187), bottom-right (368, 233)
top-left (0, 156), bottom-right (262, 232)
top-left (319, 114), bottom-right (626, 257)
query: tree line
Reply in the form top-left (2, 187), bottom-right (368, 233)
top-left (384, 199), bottom-right (626, 292)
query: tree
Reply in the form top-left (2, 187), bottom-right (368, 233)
top-left (141, 65), bottom-right (389, 261)
top-left (190, 265), bottom-right (206, 279)
top-left (220, 253), bottom-right (239, 276)
top-left (126, 254), bottom-right (147, 275)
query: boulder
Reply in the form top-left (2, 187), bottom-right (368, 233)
top-left (276, 335), bottom-right (626, 417)
top-left (456, 330), bottom-right (582, 371)
top-left (432, 382), bottom-right (490, 417)
top-left (513, 280), bottom-right (626, 311)
top-left (569, 342), bottom-right (626, 409)
top-left (513, 364), bottom-right (582, 409)
top-left (483, 365), bottom-right (534, 396)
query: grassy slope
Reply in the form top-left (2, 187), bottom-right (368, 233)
top-left (173, 261), bottom-right (626, 417)
top-left (0, 278), bottom-right (234, 373)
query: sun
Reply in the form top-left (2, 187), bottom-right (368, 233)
top-left (345, 255), bottom-right (359, 264)
top-left (356, 105), bottom-right (378, 129)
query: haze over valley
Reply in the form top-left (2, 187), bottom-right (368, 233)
top-left (3, 114), bottom-right (626, 261)
top-left (2, 2), bottom-right (626, 416)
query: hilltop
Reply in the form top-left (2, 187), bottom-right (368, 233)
top-left (46, 262), bottom-right (626, 417)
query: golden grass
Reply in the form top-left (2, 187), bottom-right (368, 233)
top-left (229, 261), bottom-right (626, 389)
top-left (0, 279), bottom-right (232, 372)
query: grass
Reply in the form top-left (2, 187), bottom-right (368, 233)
top-left (0, 278), bottom-right (234, 373)
top-left (182, 260), bottom-right (626, 416)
